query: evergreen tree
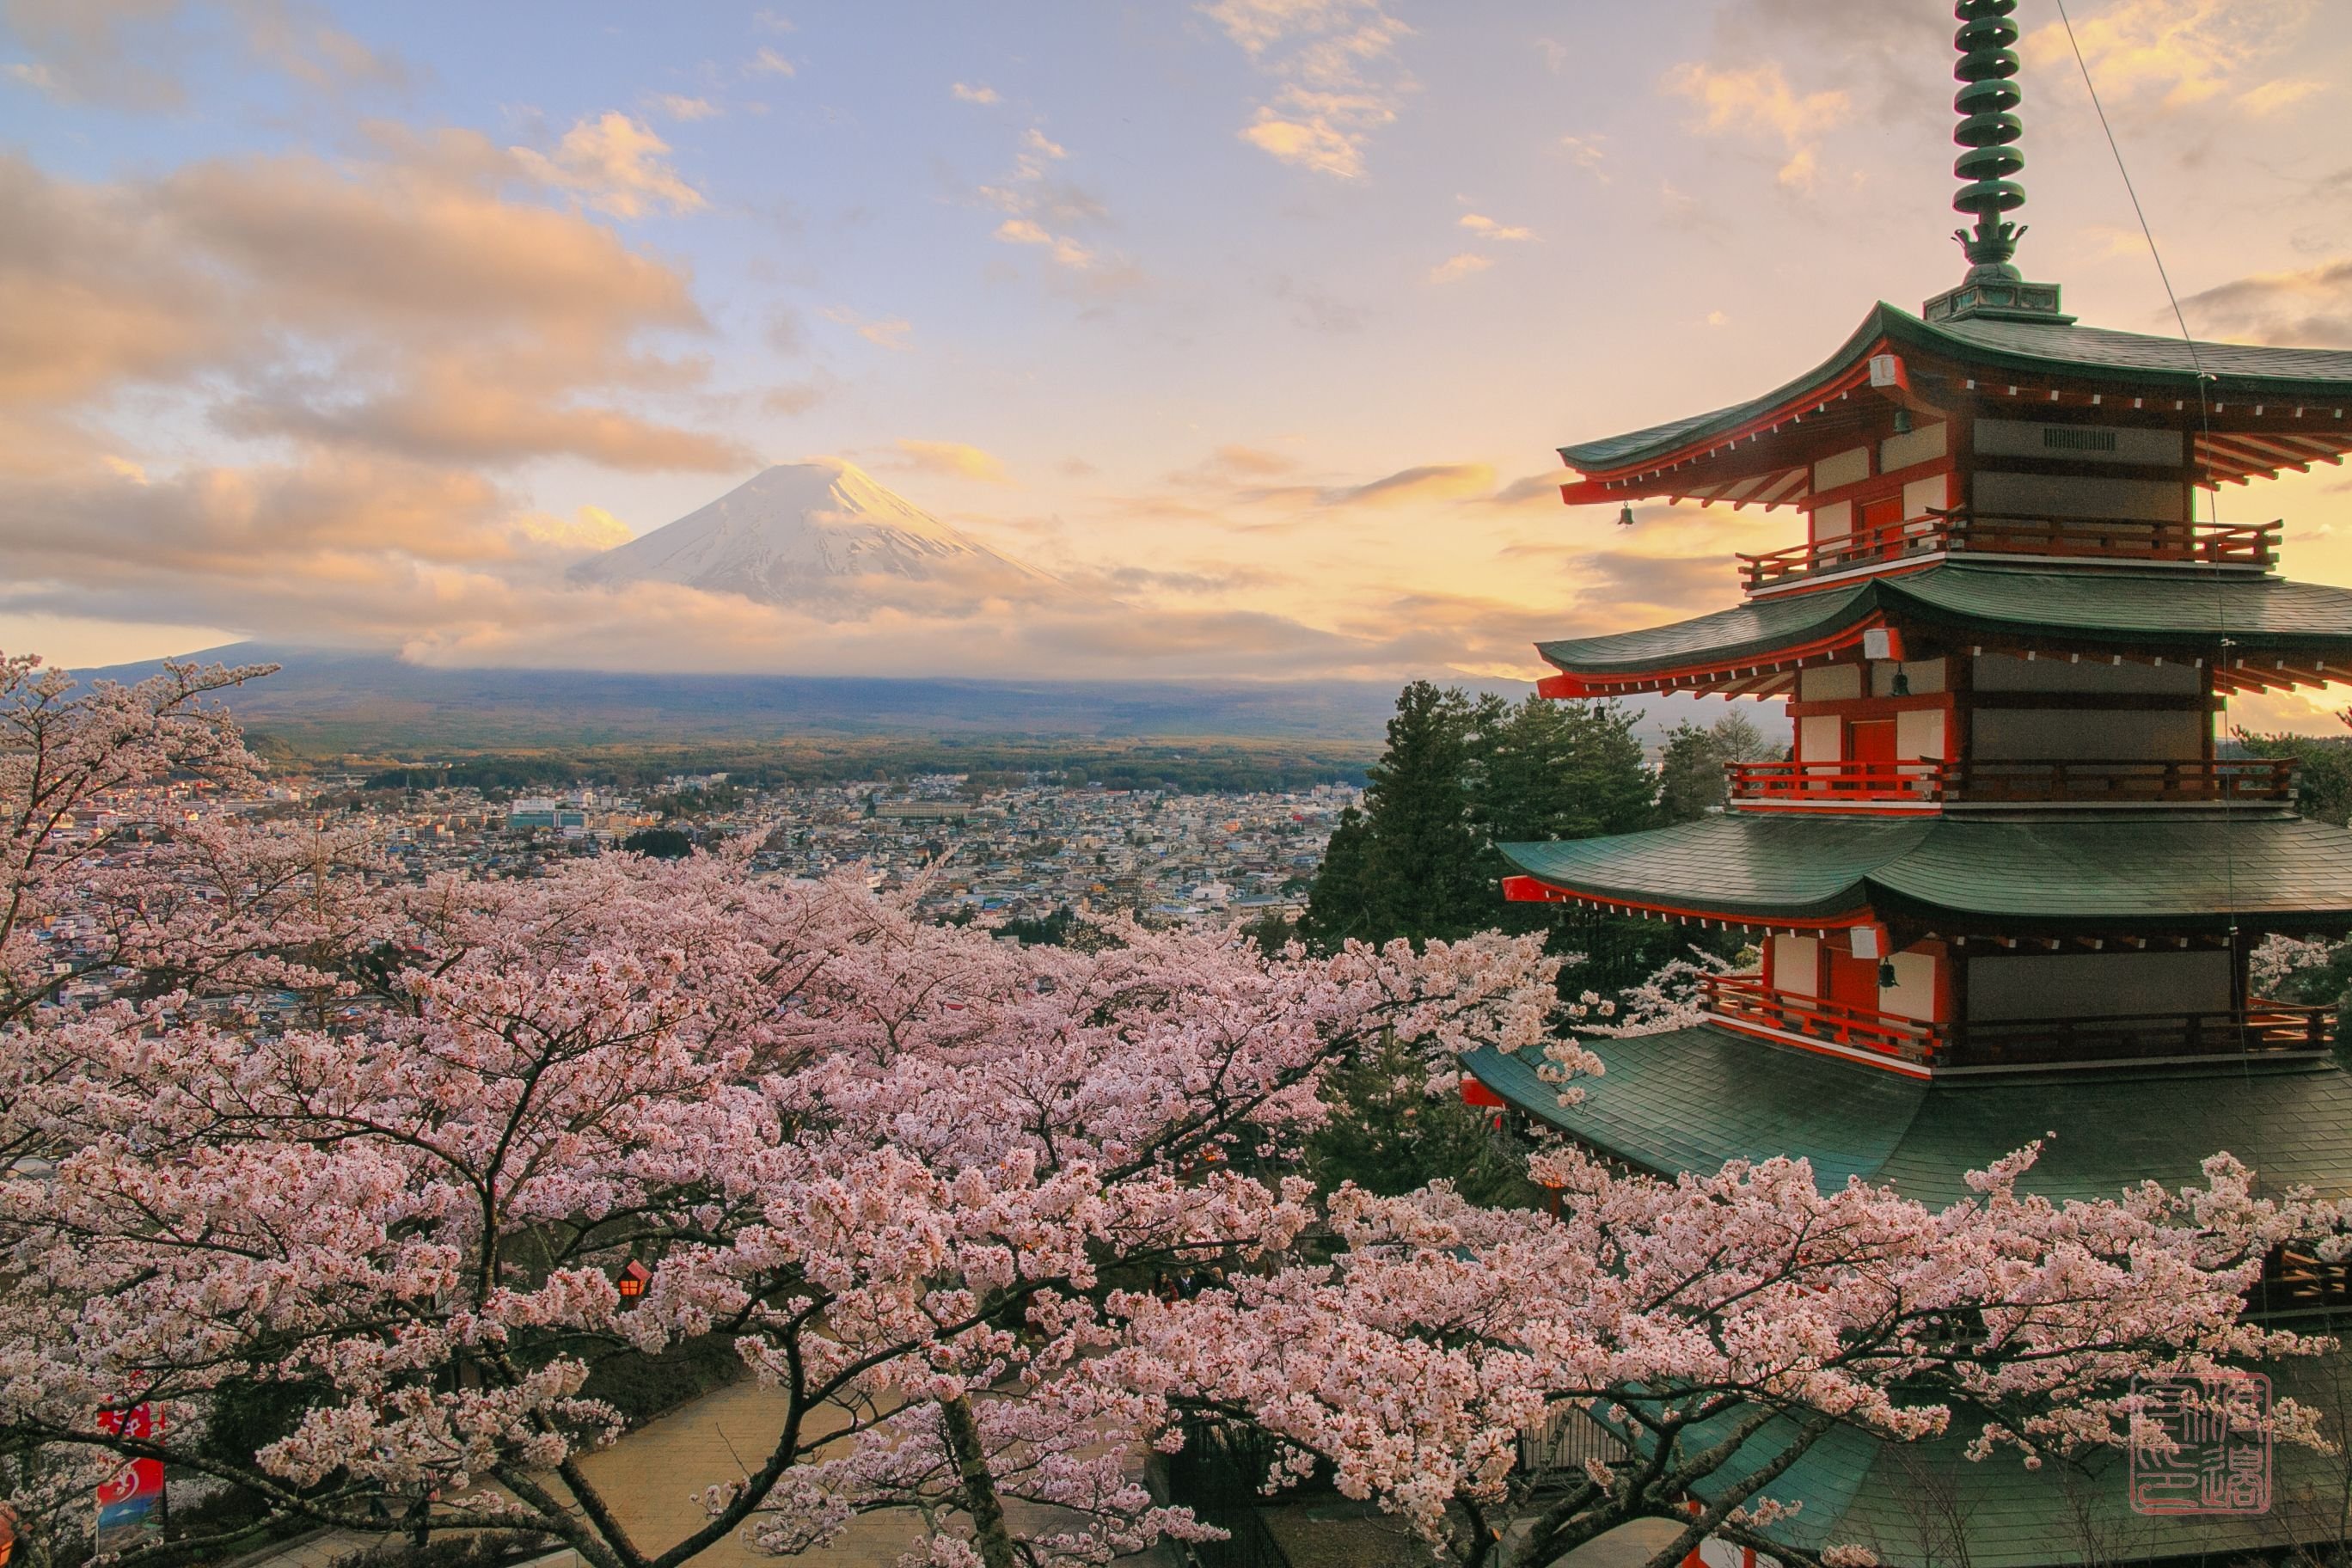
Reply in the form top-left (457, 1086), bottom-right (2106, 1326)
top-left (1656, 721), bottom-right (1728, 824)
top-left (1657, 710), bottom-right (1772, 824)
top-left (1304, 1033), bottom-right (1529, 1205)
top-left (1298, 804), bottom-right (1373, 946)
top-left (1357, 681), bottom-right (1487, 942)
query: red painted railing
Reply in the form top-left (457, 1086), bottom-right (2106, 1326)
top-left (1736, 512), bottom-right (2281, 591)
top-left (1702, 974), bottom-right (1943, 1063)
top-left (1725, 756), bottom-right (2297, 806)
top-left (1724, 760), bottom-right (1950, 803)
top-left (1701, 975), bottom-right (2334, 1069)
top-left (1964, 1004), bottom-right (2334, 1066)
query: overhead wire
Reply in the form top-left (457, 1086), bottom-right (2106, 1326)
top-left (2050, 0), bottom-right (2247, 1062)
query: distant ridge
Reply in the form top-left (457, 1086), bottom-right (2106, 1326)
top-left (77, 645), bottom-right (1439, 748)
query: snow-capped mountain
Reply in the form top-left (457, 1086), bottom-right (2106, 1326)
top-left (570, 460), bottom-right (1048, 607)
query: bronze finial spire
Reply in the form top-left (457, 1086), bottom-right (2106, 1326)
top-left (1923, 0), bottom-right (2073, 324)
top-left (1952, 0), bottom-right (2025, 273)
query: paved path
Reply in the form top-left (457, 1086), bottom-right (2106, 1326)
top-left (224, 1381), bottom-right (1672, 1568)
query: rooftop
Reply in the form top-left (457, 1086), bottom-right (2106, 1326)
top-left (1532, 560), bottom-right (2352, 699)
top-left (1497, 812), bottom-right (2352, 929)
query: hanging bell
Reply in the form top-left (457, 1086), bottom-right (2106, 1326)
top-left (1617, 502), bottom-right (1637, 527)
top-left (1891, 408), bottom-right (1915, 436)
top-left (1877, 959), bottom-right (1898, 989)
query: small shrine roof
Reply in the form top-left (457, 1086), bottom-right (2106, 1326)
top-left (1559, 303), bottom-right (2352, 478)
top-left (1534, 562), bottom-right (2352, 696)
top-left (1497, 814), bottom-right (2352, 928)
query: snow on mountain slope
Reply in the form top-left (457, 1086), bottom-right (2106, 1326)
top-left (570, 460), bottom-right (1049, 607)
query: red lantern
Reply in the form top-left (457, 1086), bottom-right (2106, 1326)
top-left (616, 1260), bottom-right (651, 1299)
top-left (1460, 1074), bottom-right (1505, 1110)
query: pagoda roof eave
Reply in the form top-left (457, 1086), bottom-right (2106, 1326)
top-left (1534, 562), bottom-right (2352, 697)
top-left (1496, 814), bottom-right (2352, 930)
top-left (1461, 1024), bottom-right (2352, 1205)
top-left (1559, 302), bottom-right (2352, 494)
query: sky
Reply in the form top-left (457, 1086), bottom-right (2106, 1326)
top-left (6, 0), bottom-right (2352, 729)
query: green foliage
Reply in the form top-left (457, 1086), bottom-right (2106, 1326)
top-left (998, 905), bottom-right (1079, 946)
top-left (1297, 805), bottom-right (1372, 947)
top-left (1236, 906), bottom-right (1295, 954)
top-left (363, 757), bottom-right (579, 794)
top-left (2240, 731), bottom-right (2352, 827)
top-left (1305, 1035), bottom-right (1530, 1206)
top-left (1301, 685), bottom-right (1661, 953)
top-left (1656, 710), bottom-right (1773, 826)
top-left (620, 827), bottom-right (694, 859)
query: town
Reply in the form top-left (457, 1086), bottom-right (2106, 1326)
top-left (33, 769), bottom-right (1356, 1009)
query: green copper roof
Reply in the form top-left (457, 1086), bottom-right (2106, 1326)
top-left (1498, 814), bottom-right (2352, 928)
top-left (1536, 561), bottom-right (2352, 677)
top-left (1678, 1372), bottom-right (2351, 1565)
top-left (1463, 1024), bottom-right (2352, 1206)
top-left (1535, 582), bottom-right (1870, 676)
top-left (1559, 301), bottom-right (2352, 472)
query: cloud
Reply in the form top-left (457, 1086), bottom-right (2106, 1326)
top-left (646, 93), bottom-right (720, 120)
top-left (2020, 0), bottom-right (2315, 112)
top-left (1490, 473), bottom-right (1565, 506)
top-left (974, 124), bottom-right (1123, 278)
top-left (952, 81), bottom-right (1000, 104)
top-left (3, 0), bottom-right (406, 107)
top-left (511, 113), bottom-right (706, 218)
top-left (515, 504), bottom-right (634, 552)
top-left (1661, 59), bottom-right (1850, 187)
top-left (236, 0), bottom-right (407, 93)
top-left (1428, 253), bottom-right (1491, 285)
top-left (2238, 77), bottom-right (2324, 116)
top-left (760, 381), bottom-right (826, 417)
top-left (747, 45), bottom-right (795, 77)
top-left (1458, 212), bottom-right (1532, 241)
top-left (1209, 445), bottom-right (1297, 478)
top-left (2178, 257), bottom-right (2352, 346)
top-left (1558, 135), bottom-right (1609, 180)
top-left (0, 145), bottom-right (741, 475)
top-left (821, 306), bottom-right (914, 351)
top-left (890, 439), bottom-right (1014, 484)
top-left (1319, 462), bottom-right (1495, 507)
top-left (1206, 0), bottom-right (1412, 180)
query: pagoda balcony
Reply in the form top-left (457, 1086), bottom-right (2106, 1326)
top-left (1736, 511), bottom-right (2282, 593)
top-left (1701, 973), bottom-right (2334, 1072)
top-left (1724, 756), bottom-right (2298, 809)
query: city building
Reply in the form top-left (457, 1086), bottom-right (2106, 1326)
top-left (1464, 3), bottom-right (2352, 1559)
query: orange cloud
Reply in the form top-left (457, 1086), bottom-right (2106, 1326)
top-left (510, 112), bottom-right (706, 218)
top-left (891, 439), bottom-right (1014, 484)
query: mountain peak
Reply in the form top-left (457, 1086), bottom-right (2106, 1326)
top-left (570, 460), bottom-right (1045, 608)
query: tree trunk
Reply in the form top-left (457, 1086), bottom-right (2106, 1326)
top-left (938, 1393), bottom-right (1020, 1568)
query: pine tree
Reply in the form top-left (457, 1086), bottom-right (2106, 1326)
top-left (1357, 681), bottom-right (1487, 942)
top-left (1298, 805), bottom-right (1373, 946)
top-left (1657, 710), bottom-right (1773, 824)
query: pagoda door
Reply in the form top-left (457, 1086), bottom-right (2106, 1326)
top-left (1828, 946), bottom-right (1882, 1024)
top-left (1859, 494), bottom-right (1902, 552)
top-left (1848, 718), bottom-right (1896, 778)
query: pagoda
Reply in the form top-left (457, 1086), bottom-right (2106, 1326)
top-left (1462, 2), bottom-right (2352, 1559)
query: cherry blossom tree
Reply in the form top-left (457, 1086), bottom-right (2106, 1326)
top-left (3, 771), bottom-right (1561, 1568)
top-left (1104, 1140), bottom-right (2337, 1568)
top-left (1, 652), bottom-right (273, 1028)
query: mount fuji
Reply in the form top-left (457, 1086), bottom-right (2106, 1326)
top-left (569, 460), bottom-right (1050, 608)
